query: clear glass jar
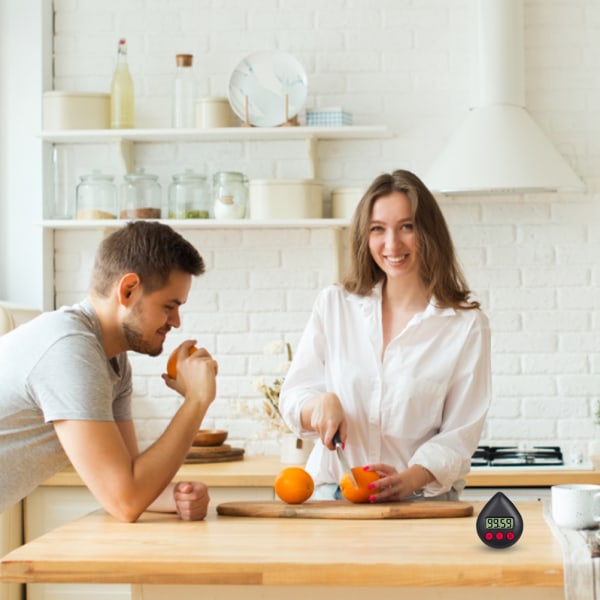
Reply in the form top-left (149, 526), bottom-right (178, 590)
top-left (212, 171), bottom-right (248, 219)
top-left (168, 170), bottom-right (210, 219)
top-left (120, 168), bottom-right (162, 219)
top-left (75, 170), bottom-right (118, 220)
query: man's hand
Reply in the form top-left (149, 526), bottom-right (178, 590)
top-left (162, 341), bottom-right (218, 407)
top-left (173, 481), bottom-right (210, 520)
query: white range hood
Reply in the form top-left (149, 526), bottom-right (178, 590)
top-left (424, 0), bottom-right (584, 195)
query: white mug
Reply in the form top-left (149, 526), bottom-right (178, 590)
top-left (551, 483), bottom-right (600, 529)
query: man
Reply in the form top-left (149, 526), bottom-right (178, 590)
top-left (0, 221), bottom-right (218, 522)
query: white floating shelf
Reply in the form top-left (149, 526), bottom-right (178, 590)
top-left (39, 125), bottom-right (390, 144)
top-left (41, 218), bottom-right (351, 230)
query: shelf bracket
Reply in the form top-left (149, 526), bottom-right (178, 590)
top-left (306, 134), bottom-right (318, 179)
top-left (115, 139), bottom-right (135, 174)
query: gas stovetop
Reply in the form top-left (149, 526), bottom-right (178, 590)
top-left (471, 445), bottom-right (565, 467)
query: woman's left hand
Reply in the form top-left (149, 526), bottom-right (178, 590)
top-left (364, 463), bottom-right (429, 503)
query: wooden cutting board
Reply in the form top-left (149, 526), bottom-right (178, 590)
top-left (216, 499), bottom-right (474, 520)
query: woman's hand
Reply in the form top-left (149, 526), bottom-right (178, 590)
top-left (300, 392), bottom-right (346, 450)
top-left (364, 463), bottom-right (434, 502)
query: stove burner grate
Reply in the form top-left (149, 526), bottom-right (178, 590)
top-left (471, 445), bottom-right (564, 467)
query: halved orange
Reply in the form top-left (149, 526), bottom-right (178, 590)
top-left (340, 467), bottom-right (380, 503)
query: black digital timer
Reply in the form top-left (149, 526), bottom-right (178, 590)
top-left (476, 491), bottom-right (523, 549)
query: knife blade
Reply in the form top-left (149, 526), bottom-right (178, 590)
top-left (333, 430), bottom-right (358, 489)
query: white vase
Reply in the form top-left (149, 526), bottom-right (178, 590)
top-left (280, 434), bottom-right (314, 465)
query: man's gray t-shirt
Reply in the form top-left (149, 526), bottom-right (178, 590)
top-left (0, 300), bottom-right (132, 513)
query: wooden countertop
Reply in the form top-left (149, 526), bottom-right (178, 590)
top-left (0, 501), bottom-right (564, 587)
top-left (40, 455), bottom-right (281, 487)
top-left (40, 454), bottom-right (600, 488)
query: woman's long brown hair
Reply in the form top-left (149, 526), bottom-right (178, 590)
top-left (342, 169), bottom-right (479, 310)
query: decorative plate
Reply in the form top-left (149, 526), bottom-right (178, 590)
top-left (227, 50), bottom-right (308, 127)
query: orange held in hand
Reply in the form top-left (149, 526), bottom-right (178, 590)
top-left (274, 467), bottom-right (314, 504)
top-left (340, 467), bottom-right (380, 503)
top-left (166, 346), bottom-right (198, 379)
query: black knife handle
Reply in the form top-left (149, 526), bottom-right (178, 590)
top-left (333, 430), bottom-right (342, 445)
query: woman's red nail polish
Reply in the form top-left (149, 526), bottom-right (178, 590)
top-left (368, 483), bottom-right (375, 490)
top-left (368, 496), bottom-right (376, 503)
top-left (363, 466), bottom-right (370, 471)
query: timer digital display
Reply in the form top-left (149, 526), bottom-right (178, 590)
top-left (476, 492), bottom-right (523, 549)
top-left (485, 517), bottom-right (514, 529)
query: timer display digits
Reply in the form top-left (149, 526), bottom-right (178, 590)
top-left (485, 517), bottom-right (514, 529)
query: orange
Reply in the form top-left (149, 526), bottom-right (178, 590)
top-left (274, 467), bottom-right (314, 504)
top-left (340, 467), bottom-right (381, 503)
top-left (166, 345), bottom-right (198, 379)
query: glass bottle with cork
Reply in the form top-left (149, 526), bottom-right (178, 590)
top-left (172, 54), bottom-right (195, 128)
top-left (110, 38), bottom-right (134, 129)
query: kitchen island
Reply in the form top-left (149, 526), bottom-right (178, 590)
top-left (1, 500), bottom-right (565, 600)
top-left (14, 456), bottom-right (598, 600)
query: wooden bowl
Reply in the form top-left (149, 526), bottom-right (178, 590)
top-left (193, 429), bottom-right (228, 447)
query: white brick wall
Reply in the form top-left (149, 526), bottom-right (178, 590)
top-left (51, 0), bottom-right (600, 461)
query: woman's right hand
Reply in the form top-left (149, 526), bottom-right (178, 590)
top-left (301, 392), bottom-right (346, 450)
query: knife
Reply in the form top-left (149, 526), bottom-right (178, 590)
top-left (333, 430), bottom-right (358, 489)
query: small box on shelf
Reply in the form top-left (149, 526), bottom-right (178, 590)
top-left (306, 107), bottom-right (352, 127)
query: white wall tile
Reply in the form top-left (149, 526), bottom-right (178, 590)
top-left (50, 0), bottom-right (600, 456)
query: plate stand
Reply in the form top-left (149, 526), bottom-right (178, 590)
top-left (240, 95), bottom-right (300, 128)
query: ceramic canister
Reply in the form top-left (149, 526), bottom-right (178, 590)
top-left (249, 179), bottom-right (323, 219)
top-left (331, 187), bottom-right (365, 219)
top-left (195, 97), bottom-right (237, 128)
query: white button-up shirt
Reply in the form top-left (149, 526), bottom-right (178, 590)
top-left (279, 283), bottom-right (491, 497)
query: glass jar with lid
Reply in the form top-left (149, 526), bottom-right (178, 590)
top-left (76, 170), bottom-right (118, 220)
top-left (212, 171), bottom-right (248, 219)
top-left (120, 168), bottom-right (162, 219)
top-left (168, 169), bottom-right (210, 219)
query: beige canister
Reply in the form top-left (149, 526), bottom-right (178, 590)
top-left (331, 187), bottom-right (365, 219)
top-left (43, 91), bottom-right (110, 130)
top-left (249, 179), bottom-right (323, 219)
top-left (195, 97), bottom-right (237, 128)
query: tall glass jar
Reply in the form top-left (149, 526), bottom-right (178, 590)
top-left (168, 169), bottom-right (210, 219)
top-left (75, 170), bottom-right (118, 220)
top-left (212, 171), bottom-right (248, 219)
top-left (120, 168), bottom-right (162, 219)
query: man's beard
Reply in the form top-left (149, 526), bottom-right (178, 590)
top-left (122, 303), bottom-right (164, 357)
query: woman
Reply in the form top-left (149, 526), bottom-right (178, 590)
top-left (279, 169), bottom-right (491, 502)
